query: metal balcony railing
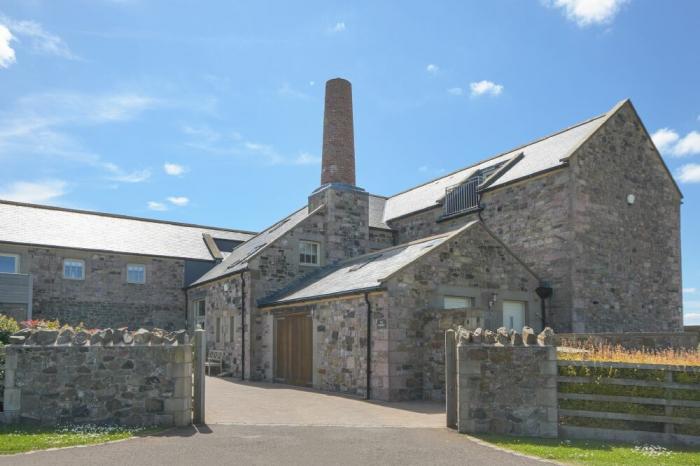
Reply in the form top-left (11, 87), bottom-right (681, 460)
top-left (442, 176), bottom-right (482, 218)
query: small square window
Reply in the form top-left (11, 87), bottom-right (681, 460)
top-left (63, 259), bottom-right (85, 280)
top-left (443, 296), bottom-right (475, 309)
top-left (299, 241), bottom-right (320, 266)
top-left (127, 264), bottom-right (146, 284)
top-left (0, 253), bottom-right (19, 274)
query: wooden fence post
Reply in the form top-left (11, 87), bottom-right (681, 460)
top-left (445, 329), bottom-right (457, 429)
top-left (193, 328), bottom-right (206, 425)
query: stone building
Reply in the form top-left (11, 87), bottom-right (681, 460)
top-left (0, 77), bottom-right (683, 401)
top-left (184, 78), bottom-right (683, 400)
top-left (0, 202), bottom-right (254, 328)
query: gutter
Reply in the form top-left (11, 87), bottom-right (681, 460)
top-left (257, 286), bottom-right (384, 309)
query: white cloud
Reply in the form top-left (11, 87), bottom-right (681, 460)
top-left (684, 288), bottom-right (697, 294)
top-left (677, 164), bottom-right (700, 184)
top-left (426, 64), bottom-right (439, 75)
top-left (673, 131), bottom-right (700, 157)
top-left (686, 313), bottom-right (700, 325)
top-left (0, 24), bottom-right (16, 68)
top-left (651, 128), bottom-right (680, 153)
top-left (164, 162), bottom-right (187, 176)
top-left (447, 87), bottom-right (464, 96)
top-left (470, 80), bottom-right (504, 97)
top-left (167, 196), bottom-right (189, 206)
top-left (544, 0), bottom-right (629, 27)
top-left (330, 22), bottom-right (346, 33)
top-left (293, 152), bottom-right (320, 165)
top-left (0, 91), bottom-right (157, 183)
top-left (0, 14), bottom-right (78, 60)
top-left (0, 179), bottom-right (66, 203)
top-left (147, 201), bottom-right (167, 211)
top-left (655, 128), bottom-right (700, 158)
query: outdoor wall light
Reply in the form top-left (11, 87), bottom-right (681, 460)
top-left (627, 194), bottom-right (636, 205)
top-left (488, 293), bottom-right (498, 311)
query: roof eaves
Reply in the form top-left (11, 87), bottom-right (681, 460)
top-left (258, 286), bottom-right (385, 308)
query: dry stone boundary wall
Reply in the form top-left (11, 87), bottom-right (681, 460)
top-left (2, 328), bottom-right (192, 427)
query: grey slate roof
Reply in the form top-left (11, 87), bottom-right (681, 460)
top-left (381, 109), bottom-right (611, 222)
top-left (0, 200), bottom-right (255, 261)
top-left (190, 205), bottom-right (322, 287)
top-left (260, 223), bottom-right (477, 306)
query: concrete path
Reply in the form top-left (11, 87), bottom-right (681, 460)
top-left (0, 377), bottom-right (548, 465)
top-left (206, 377), bottom-right (445, 427)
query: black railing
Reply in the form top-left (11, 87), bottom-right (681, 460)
top-left (442, 176), bottom-right (481, 218)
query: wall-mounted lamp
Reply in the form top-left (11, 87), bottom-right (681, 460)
top-left (488, 293), bottom-right (498, 311)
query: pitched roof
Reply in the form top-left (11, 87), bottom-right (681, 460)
top-left (260, 223), bottom-right (477, 306)
top-left (368, 194), bottom-right (390, 229)
top-left (189, 205), bottom-right (323, 287)
top-left (0, 200), bottom-right (255, 261)
top-left (381, 107), bottom-right (612, 222)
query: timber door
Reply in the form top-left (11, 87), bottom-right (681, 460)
top-left (274, 314), bottom-right (313, 386)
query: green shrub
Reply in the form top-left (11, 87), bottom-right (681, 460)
top-left (0, 315), bottom-right (20, 344)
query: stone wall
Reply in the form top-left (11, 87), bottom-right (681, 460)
top-left (0, 303), bottom-right (27, 324)
top-left (3, 328), bottom-right (191, 427)
top-left (1, 244), bottom-right (187, 330)
top-left (453, 328), bottom-right (558, 437)
top-left (568, 102), bottom-right (683, 332)
top-left (369, 228), bottom-right (395, 252)
top-left (385, 223), bottom-right (541, 400)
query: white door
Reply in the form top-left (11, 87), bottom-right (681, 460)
top-left (502, 301), bottom-right (525, 331)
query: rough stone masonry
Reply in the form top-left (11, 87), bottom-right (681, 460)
top-left (3, 327), bottom-right (192, 427)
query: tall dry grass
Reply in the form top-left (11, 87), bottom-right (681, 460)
top-left (558, 340), bottom-right (700, 366)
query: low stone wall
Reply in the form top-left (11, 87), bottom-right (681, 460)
top-left (449, 327), bottom-right (558, 438)
top-left (3, 328), bottom-right (192, 427)
top-left (556, 332), bottom-right (698, 350)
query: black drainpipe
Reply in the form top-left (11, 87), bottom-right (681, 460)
top-left (364, 292), bottom-right (372, 400)
top-left (241, 274), bottom-right (246, 381)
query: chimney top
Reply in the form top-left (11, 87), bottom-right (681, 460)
top-left (320, 78), bottom-right (356, 186)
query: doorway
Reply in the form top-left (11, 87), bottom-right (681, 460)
top-left (502, 300), bottom-right (525, 331)
top-left (274, 313), bottom-right (313, 387)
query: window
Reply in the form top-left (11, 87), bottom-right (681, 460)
top-left (127, 264), bottom-right (146, 284)
top-left (0, 253), bottom-right (19, 274)
top-left (443, 295), bottom-right (476, 309)
top-left (194, 299), bottom-right (206, 329)
top-left (299, 241), bottom-right (320, 266)
top-left (63, 259), bottom-right (85, 280)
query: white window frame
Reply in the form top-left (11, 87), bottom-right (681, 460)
top-left (126, 263), bottom-right (146, 284)
top-left (443, 295), bottom-right (476, 310)
top-left (299, 240), bottom-right (320, 266)
top-left (0, 253), bottom-right (20, 274)
top-left (194, 299), bottom-right (206, 330)
top-left (63, 259), bottom-right (85, 280)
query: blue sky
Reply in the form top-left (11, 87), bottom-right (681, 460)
top-left (1, 1), bottom-right (699, 323)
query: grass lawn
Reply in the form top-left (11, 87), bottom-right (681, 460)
top-left (0, 424), bottom-right (157, 455)
top-left (476, 434), bottom-right (700, 465)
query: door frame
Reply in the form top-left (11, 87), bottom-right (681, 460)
top-left (273, 311), bottom-right (313, 386)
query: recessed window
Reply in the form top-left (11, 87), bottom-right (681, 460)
top-left (195, 299), bottom-right (206, 329)
top-left (127, 264), bottom-right (146, 284)
top-left (443, 295), bottom-right (476, 309)
top-left (63, 259), bottom-right (85, 280)
top-left (299, 241), bottom-right (320, 266)
top-left (0, 253), bottom-right (19, 274)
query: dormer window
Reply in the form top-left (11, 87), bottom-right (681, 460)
top-left (299, 241), bottom-right (320, 266)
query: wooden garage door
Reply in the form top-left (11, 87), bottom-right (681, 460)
top-left (275, 314), bottom-right (312, 387)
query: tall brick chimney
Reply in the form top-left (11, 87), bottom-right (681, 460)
top-left (309, 77), bottom-right (368, 264)
top-left (321, 78), bottom-right (356, 186)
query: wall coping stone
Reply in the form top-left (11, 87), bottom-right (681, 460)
top-left (7, 327), bottom-right (188, 346)
top-left (455, 325), bottom-right (555, 347)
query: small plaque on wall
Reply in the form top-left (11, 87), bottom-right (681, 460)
top-left (376, 319), bottom-right (387, 329)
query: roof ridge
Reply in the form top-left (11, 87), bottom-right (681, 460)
top-left (0, 199), bottom-right (258, 235)
top-left (386, 111), bottom-right (609, 200)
